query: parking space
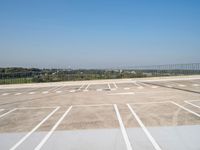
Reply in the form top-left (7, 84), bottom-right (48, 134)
top-left (0, 107), bottom-right (58, 150)
top-left (87, 84), bottom-right (110, 91)
top-left (127, 101), bottom-right (200, 150)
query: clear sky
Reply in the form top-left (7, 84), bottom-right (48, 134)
top-left (0, 0), bottom-right (200, 69)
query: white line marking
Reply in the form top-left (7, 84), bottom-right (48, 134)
top-left (166, 85), bottom-right (173, 88)
top-left (74, 104), bottom-right (112, 107)
top-left (42, 91), bottom-right (49, 94)
top-left (132, 82), bottom-right (144, 89)
top-left (114, 104), bottom-right (132, 150)
top-left (192, 84), bottom-right (200, 87)
top-left (178, 84), bottom-right (186, 87)
top-left (10, 107), bottom-right (60, 150)
top-left (127, 104), bottom-right (162, 150)
top-left (113, 82), bottom-right (118, 88)
top-left (83, 84), bottom-right (90, 92)
top-left (29, 92), bottom-right (35, 95)
top-left (170, 101), bottom-right (200, 117)
top-left (124, 87), bottom-right (130, 90)
top-left (129, 101), bottom-right (170, 105)
top-left (107, 83), bottom-right (111, 90)
top-left (14, 93), bottom-right (22, 96)
top-left (53, 86), bottom-right (65, 92)
top-left (0, 108), bottom-right (17, 119)
top-left (96, 89), bottom-right (102, 92)
top-left (17, 106), bottom-right (58, 110)
top-left (56, 91), bottom-right (62, 93)
top-left (185, 101), bottom-right (200, 109)
top-left (34, 106), bottom-right (72, 150)
top-left (78, 84), bottom-right (85, 90)
top-left (69, 90), bottom-right (76, 93)
top-left (139, 82), bottom-right (157, 88)
top-left (108, 92), bottom-right (135, 95)
top-left (2, 93), bottom-right (10, 96)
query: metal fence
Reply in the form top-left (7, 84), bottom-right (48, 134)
top-left (130, 63), bottom-right (200, 70)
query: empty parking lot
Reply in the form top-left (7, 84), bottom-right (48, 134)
top-left (0, 76), bottom-right (200, 150)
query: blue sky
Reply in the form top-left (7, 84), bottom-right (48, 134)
top-left (0, 0), bottom-right (200, 68)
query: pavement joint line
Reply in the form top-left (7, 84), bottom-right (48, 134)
top-left (73, 104), bottom-right (113, 107)
top-left (9, 106), bottom-right (60, 150)
top-left (129, 101), bottom-right (171, 105)
top-left (170, 101), bottom-right (200, 117)
top-left (113, 104), bottom-right (133, 150)
top-left (34, 106), bottom-right (72, 150)
top-left (185, 101), bottom-right (200, 109)
top-left (0, 108), bottom-right (17, 119)
top-left (127, 104), bottom-right (162, 150)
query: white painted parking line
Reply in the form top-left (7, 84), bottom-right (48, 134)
top-left (2, 93), bottom-right (10, 96)
top-left (14, 93), bottom-right (22, 96)
top-left (178, 84), bottom-right (186, 87)
top-left (56, 91), bottom-right (62, 94)
top-left (34, 106), bottom-right (72, 150)
top-left (170, 101), bottom-right (200, 117)
top-left (110, 88), bottom-right (116, 91)
top-left (114, 104), bottom-right (132, 150)
top-left (184, 101), bottom-right (200, 109)
top-left (132, 81), bottom-right (144, 89)
top-left (113, 82), bottom-right (118, 89)
top-left (96, 89), bottom-right (103, 92)
top-left (83, 84), bottom-right (90, 92)
top-left (139, 82), bottom-right (158, 89)
top-left (166, 85), bottom-right (173, 88)
top-left (69, 90), bottom-right (76, 93)
top-left (74, 104), bottom-right (112, 107)
top-left (0, 108), bottom-right (17, 119)
top-left (29, 92), bottom-right (36, 95)
top-left (108, 92), bottom-right (135, 95)
top-left (53, 86), bottom-right (65, 92)
top-left (17, 106), bottom-right (58, 110)
top-left (107, 83), bottom-right (111, 90)
top-left (42, 91), bottom-right (49, 94)
top-left (78, 84), bottom-right (85, 91)
top-left (124, 87), bottom-right (130, 90)
top-left (10, 107), bottom-right (60, 150)
top-left (129, 101), bottom-right (170, 105)
top-left (127, 104), bottom-right (162, 150)
top-left (192, 84), bottom-right (200, 87)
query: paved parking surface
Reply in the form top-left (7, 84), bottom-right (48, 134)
top-left (0, 76), bottom-right (200, 150)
